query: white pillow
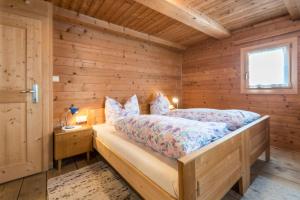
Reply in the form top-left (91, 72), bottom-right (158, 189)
top-left (124, 95), bottom-right (140, 115)
top-left (150, 94), bottom-right (170, 115)
top-left (105, 95), bottom-right (140, 125)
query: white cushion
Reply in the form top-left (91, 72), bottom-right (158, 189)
top-left (150, 94), bottom-right (170, 115)
top-left (105, 95), bottom-right (140, 125)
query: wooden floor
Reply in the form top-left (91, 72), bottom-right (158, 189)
top-left (0, 147), bottom-right (299, 200)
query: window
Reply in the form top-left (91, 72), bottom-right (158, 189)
top-left (241, 38), bottom-right (298, 94)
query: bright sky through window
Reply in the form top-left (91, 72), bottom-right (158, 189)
top-left (248, 46), bottom-right (289, 88)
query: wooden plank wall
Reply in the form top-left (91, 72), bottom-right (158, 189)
top-left (53, 19), bottom-right (182, 127)
top-left (182, 16), bottom-right (300, 152)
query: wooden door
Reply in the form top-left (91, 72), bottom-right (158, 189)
top-left (0, 11), bottom-right (43, 184)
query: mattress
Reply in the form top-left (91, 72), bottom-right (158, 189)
top-left (92, 124), bottom-right (179, 198)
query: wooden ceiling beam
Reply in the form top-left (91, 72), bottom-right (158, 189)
top-left (283, 0), bottom-right (300, 20)
top-left (53, 6), bottom-right (186, 51)
top-left (132, 0), bottom-right (230, 39)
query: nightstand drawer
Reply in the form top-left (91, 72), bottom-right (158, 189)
top-left (54, 129), bottom-right (93, 160)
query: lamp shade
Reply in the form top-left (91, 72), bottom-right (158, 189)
top-left (172, 97), bottom-right (179, 104)
top-left (69, 104), bottom-right (79, 115)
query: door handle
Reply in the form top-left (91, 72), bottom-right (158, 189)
top-left (20, 90), bottom-right (34, 93)
top-left (20, 84), bottom-right (38, 103)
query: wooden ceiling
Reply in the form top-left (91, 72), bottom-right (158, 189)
top-left (180, 0), bottom-right (288, 30)
top-left (49, 0), bottom-right (209, 47)
top-left (48, 0), bottom-right (294, 48)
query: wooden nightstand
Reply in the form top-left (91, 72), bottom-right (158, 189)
top-left (54, 126), bottom-right (93, 172)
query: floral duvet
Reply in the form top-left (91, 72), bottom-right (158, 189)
top-left (114, 115), bottom-right (230, 159)
top-left (165, 109), bottom-right (260, 131)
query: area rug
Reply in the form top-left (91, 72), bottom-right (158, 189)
top-left (47, 161), bottom-right (141, 200)
top-left (48, 161), bottom-right (300, 200)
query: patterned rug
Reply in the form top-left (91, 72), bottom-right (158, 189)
top-left (48, 161), bottom-right (300, 200)
top-left (47, 161), bottom-right (141, 200)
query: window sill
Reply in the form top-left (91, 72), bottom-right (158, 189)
top-left (241, 87), bottom-right (298, 94)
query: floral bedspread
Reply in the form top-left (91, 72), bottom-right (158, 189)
top-left (165, 109), bottom-right (260, 131)
top-left (114, 115), bottom-right (229, 159)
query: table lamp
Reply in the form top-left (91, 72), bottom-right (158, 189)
top-left (63, 104), bottom-right (79, 130)
top-left (172, 97), bottom-right (179, 109)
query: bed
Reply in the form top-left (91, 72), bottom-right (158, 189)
top-left (93, 115), bottom-right (270, 200)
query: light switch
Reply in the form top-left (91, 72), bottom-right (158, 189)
top-left (52, 76), bottom-right (60, 82)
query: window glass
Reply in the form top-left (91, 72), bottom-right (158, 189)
top-left (247, 45), bottom-right (289, 88)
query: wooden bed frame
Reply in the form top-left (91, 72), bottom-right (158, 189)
top-left (93, 115), bottom-right (270, 200)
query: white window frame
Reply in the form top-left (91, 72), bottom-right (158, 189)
top-left (241, 37), bottom-right (298, 94)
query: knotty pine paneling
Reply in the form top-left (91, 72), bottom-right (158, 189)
top-left (47, 0), bottom-right (208, 46)
top-left (182, 16), bottom-right (300, 152)
top-left (53, 19), bottom-right (182, 127)
top-left (180, 0), bottom-right (287, 30)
